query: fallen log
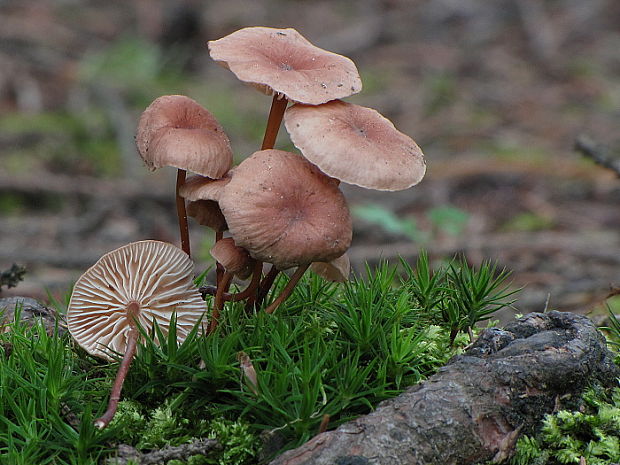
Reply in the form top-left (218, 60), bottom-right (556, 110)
top-left (270, 311), bottom-right (619, 465)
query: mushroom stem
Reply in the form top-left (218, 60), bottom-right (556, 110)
top-left (264, 263), bottom-right (310, 314)
top-left (209, 271), bottom-right (233, 333)
top-left (235, 261), bottom-right (262, 303)
top-left (94, 328), bottom-right (139, 429)
top-left (242, 261), bottom-right (263, 310)
top-left (201, 261), bottom-right (262, 303)
top-left (256, 264), bottom-right (280, 308)
top-left (176, 169), bottom-right (191, 257)
top-left (261, 95), bottom-right (288, 150)
top-left (215, 231), bottom-right (224, 286)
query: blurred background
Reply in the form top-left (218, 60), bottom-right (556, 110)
top-left (0, 0), bottom-right (618, 320)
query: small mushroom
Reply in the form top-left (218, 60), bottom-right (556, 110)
top-left (136, 95), bottom-right (233, 257)
top-left (186, 200), bottom-right (228, 233)
top-left (67, 240), bottom-right (205, 429)
top-left (208, 237), bottom-right (260, 332)
top-left (210, 237), bottom-right (255, 281)
top-left (180, 173), bottom-right (233, 284)
top-left (180, 174), bottom-right (231, 232)
top-left (284, 100), bottom-right (426, 191)
top-left (179, 174), bottom-right (232, 203)
top-left (208, 26), bottom-right (362, 150)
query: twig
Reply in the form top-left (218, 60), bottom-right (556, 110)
top-left (107, 439), bottom-right (221, 465)
top-left (574, 135), bottom-right (620, 178)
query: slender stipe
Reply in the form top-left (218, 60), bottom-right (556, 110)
top-left (264, 264), bottom-right (310, 314)
top-left (94, 328), bottom-right (139, 429)
top-left (176, 169), bottom-right (191, 257)
top-left (261, 95), bottom-right (288, 150)
top-left (209, 272), bottom-right (233, 333)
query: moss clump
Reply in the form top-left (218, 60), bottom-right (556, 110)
top-left (111, 400), bottom-right (258, 465)
top-left (512, 385), bottom-right (620, 465)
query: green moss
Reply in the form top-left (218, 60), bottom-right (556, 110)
top-left (0, 257), bottom-right (519, 463)
top-left (512, 385), bottom-right (620, 465)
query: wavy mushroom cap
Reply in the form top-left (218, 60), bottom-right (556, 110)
top-left (67, 240), bottom-right (205, 360)
top-left (179, 174), bottom-right (232, 202)
top-left (180, 175), bottom-right (231, 231)
top-left (218, 149), bottom-right (352, 270)
top-left (136, 95), bottom-right (233, 178)
top-left (284, 100), bottom-right (426, 191)
top-left (208, 27), bottom-right (362, 105)
top-left (186, 200), bottom-right (228, 232)
top-left (210, 237), bottom-right (255, 280)
top-left (310, 253), bottom-right (350, 283)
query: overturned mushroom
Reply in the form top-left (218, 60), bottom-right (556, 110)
top-left (136, 95), bottom-right (233, 256)
top-left (284, 100), bottom-right (426, 191)
top-left (67, 240), bottom-right (205, 429)
top-left (208, 26), bottom-right (362, 150)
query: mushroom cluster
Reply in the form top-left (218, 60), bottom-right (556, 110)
top-left (134, 26), bottom-right (426, 327)
top-left (66, 25), bottom-right (426, 430)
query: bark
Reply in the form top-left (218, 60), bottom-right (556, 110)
top-left (270, 311), bottom-right (619, 465)
top-left (106, 439), bottom-right (221, 465)
top-left (0, 296), bottom-right (66, 335)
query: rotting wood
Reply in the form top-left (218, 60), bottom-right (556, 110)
top-left (269, 311), bottom-right (619, 465)
top-left (107, 439), bottom-right (221, 465)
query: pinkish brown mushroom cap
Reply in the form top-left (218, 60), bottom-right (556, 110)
top-left (208, 27), bottom-right (362, 105)
top-left (179, 174), bottom-right (232, 203)
top-left (67, 240), bottom-right (206, 360)
top-left (284, 100), bottom-right (426, 191)
top-left (218, 149), bottom-right (352, 270)
top-left (186, 200), bottom-right (228, 232)
top-left (210, 237), bottom-right (255, 280)
top-left (180, 175), bottom-right (231, 231)
top-left (136, 95), bottom-right (233, 178)
top-left (310, 253), bottom-right (350, 283)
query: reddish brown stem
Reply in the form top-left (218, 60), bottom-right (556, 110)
top-left (203, 261), bottom-right (263, 303)
top-left (256, 264), bottom-right (280, 308)
top-left (208, 271), bottom-right (233, 334)
top-left (261, 95), bottom-right (288, 150)
top-left (264, 263), bottom-right (310, 314)
top-left (215, 230), bottom-right (224, 287)
top-left (176, 169), bottom-right (191, 257)
top-left (243, 261), bottom-right (263, 310)
top-left (237, 261), bottom-right (263, 303)
top-left (94, 328), bottom-right (139, 429)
